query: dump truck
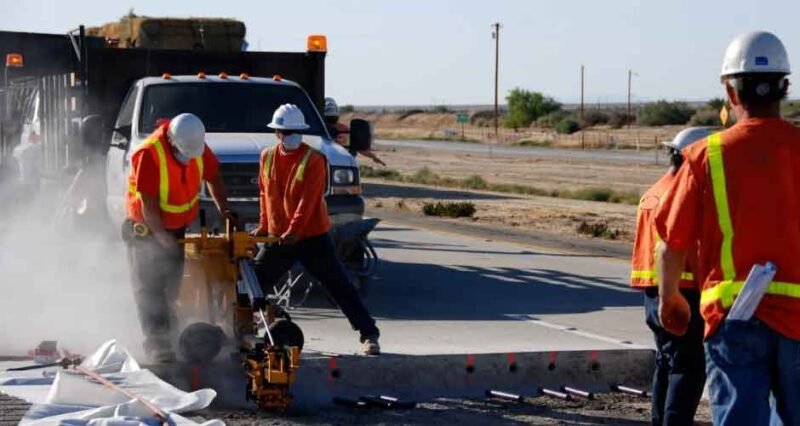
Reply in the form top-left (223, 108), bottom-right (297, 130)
top-left (0, 22), bottom-right (376, 291)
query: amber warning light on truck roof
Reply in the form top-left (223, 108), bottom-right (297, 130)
top-left (6, 53), bottom-right (23, 68)
top-left (307, 35), bottom-right (327, 52)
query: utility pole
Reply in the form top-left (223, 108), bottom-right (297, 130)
top-left (580, 65), bottom-right (585, 149)
top-left (492, 23), bottom-right (500, 149)
top-left (627, 69), bottom-right (633, 129)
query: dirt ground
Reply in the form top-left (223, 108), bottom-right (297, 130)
top-left (199, 393), bottom-right (712, 425)
top-left (360, 144), bottom-right (668, 243)
top-left (343, 112), bottom-right (686, 149)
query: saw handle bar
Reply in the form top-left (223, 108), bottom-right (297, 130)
top-left (177, 235), bottom-right (280, 245)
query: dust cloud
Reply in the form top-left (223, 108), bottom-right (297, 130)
top-left (0, 170), bottom-right (146, 359)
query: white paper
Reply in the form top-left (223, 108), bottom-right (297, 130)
top-left (727, 262), bottom-right (776, 321)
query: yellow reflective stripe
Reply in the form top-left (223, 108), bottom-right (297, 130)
top-left (708, 132), bottom-right (736, 282)
top-left (131, 137), bottom-right (201, 214)
top-left (701, 280), bottom-right (800, 308)
top-left (295, 149), bottom-right (314, 183)
top-left (630, 270), bottom-right (693, 282)
top-left (263, 147), bottom-right (275, 183)
top-left (149, 138), bottom-right (171, 208)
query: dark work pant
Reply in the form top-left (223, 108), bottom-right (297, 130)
top-left (644, 288), bottom-right (706, 426)
top-left (125, 226), bottom-right (186, 353)
top-left (254, 233), bottom-right (379, 341)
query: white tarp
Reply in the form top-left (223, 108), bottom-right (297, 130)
top-left (0, 340), bottom-right (222, 425)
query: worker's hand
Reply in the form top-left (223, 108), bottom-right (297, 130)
top-left (659, 292), bottom-right (691, 336)
top-left (280, 233), bottom-right (298, 245)
top-left (250, 226), bottom-right (267, 237)
top-left (154, 230), bottom-right (179, 251)
top-left (222, 208), bottom-right (240, 226)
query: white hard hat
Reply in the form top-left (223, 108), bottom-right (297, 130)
top-left (168, 113), bottom-right (206, 158)
top-left (268, 104), bottom-right (310, 131)
top-left (721, 31), bottom-right (791, 77)
top-left (663, 127), bottom-right (715, 151)
top-left (324, 97), bottom-right (339, 117)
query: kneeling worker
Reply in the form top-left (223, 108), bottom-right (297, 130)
top-left (630, 127), bottom-right (712, 425)
top-left (125, 113), bottom-right (234, 362)
top-left (251, 104), bottom-right (381, 355)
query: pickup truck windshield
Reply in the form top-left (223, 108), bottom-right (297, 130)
top-left (139, 83), bottom-right (326, 136)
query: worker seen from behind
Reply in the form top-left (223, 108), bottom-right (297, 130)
top-left (252, 104), bottom-right (381, 355)
top-left (656, 31), bottom-right (800, 425)
top-left (630, 127), bottom-right (712, 426)
top-left (324, 97), bottom-right (386, 166)
top-left (125, 113), bottom-right (234, 362)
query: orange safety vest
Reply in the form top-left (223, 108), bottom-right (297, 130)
top-left (126, 126), bottom-right (204, 230)
top-left (630, 173), bottom-right (696, 289)
top-left (700, 131), bottom-right (800, 338)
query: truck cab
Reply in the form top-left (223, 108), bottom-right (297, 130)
top-left (106, 73), bottom-right (365, 231)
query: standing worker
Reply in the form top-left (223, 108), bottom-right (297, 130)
top-left (655, 31), bottom-right (800, 425)
top-left (125, 113), bottom-right (234, 362)
top-left (324, 97), bottom-right (386, 166)
top-left (630, 127), bottom-right (712, 426)
top-left (252, 104), bottom-right (381, 355)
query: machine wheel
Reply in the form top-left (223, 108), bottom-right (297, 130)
top-left (267, 319), bottom-right (304, 351)
top-left (179, 322), bottom-right (226, 364)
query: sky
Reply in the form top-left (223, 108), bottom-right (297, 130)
top-left (2, 0), bottom-right (800, 106)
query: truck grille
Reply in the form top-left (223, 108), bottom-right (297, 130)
top-left (220, 163), bottom-right (260, 198)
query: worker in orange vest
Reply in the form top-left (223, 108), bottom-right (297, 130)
top-left (125, 113), bottom-right (234, 362)
top-left (630, 127), bottom-right (712, 426)
top-left (655, 31), bottom-right (800, 425)
top-left (324, 97), bottom-right (386, 166)
top-left (252, 104), bottom-right (381, 355)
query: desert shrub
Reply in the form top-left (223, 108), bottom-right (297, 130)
top-left (505, 88), bottom-right (562, 128)
top-left (409, 167), bottom-right (438, 184)
top-left (781, 101), bottom-right (800, 119)
top-left (462, 175), bottom-right (489, 190)
top-left (555, 118), bottom-right (581, 134)
top-left (638, 101), bottom-right (695, 126)
top-left (608, 110), bottom-right (631, 129)
top-left (422, 201), bottom-right (476, 218)
top-left (707, 98), bottom-right (726, 110)
top-left (580, 109), bottom-right (610, 127)
top-left (340, 104), bottom-right (355, 113)
top-left (576, 221), bottom-right (622, 240)
top-left (516, 139), bottom-right (553, 147)
top-left (433, 105), bottom-right (450, 113)
top-left (689, 109), bottom-right (720, 126)
top-left (536, 110), bottom-right (572, 129)
top-left (359, 165), bottom-right (402, 180)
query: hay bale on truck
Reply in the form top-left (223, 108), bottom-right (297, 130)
top-left (87, 16), bottom-right (246, 52)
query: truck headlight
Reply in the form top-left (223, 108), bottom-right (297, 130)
top-left (332, 167), bottom-right (356, 185)
top-left (330, 166), bottom-right (362, 195)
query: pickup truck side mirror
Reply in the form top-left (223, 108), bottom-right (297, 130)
top-left (111, 124), bottom-right (132, 150)
top-left (80, 115), bottom-right (109, 152)
top-left (348, 118), bottom-right (372, 152)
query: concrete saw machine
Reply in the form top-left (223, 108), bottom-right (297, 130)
top-left (175, 214), bottom-right (304, 411)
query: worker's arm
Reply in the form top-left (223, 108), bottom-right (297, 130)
top-left (656, 242), bottom-right (690, 336)
top-left (252, 150), bottom-right (270, 236)
top-left (361, 150), bottom-right (386, 166)
top-left (654, 154), bottom-right (705, 337)
top-left (141, 193), bottom-right (177, 250)
top-left (205, 173), bottom-right (231, 218)
top-left (201, 146), bottom-right (235, 223)
top-left (284, 155), bottom-right (326, 243)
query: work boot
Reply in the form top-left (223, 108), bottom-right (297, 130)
top-left (361, 337), bottom-right (380, 356)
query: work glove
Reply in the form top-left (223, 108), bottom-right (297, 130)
top-left (659, 292), bottom-right (691, 336)
top-left (280, 233), bottom-right (298, 245)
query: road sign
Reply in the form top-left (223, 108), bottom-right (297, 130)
top-left (719, 106), bottom-right (729, 127)
top-left (456, 113), bottom-right (469, 124)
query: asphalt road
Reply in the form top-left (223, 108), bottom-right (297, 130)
top-left (292, 222), bottom-right (650, 356)
top-left (374, 139), bottom-right (659, 164)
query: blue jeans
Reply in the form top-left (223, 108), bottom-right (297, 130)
top-left (706, 318), bottom-right (800, 426)
top-left (644, 288), bottom-right (706, 426)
